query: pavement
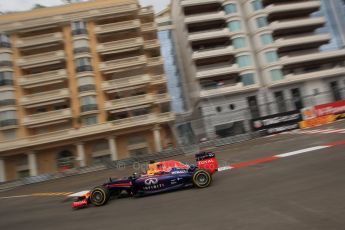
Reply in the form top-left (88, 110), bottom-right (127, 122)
top-left (1, 120), bottom-right (345, 230)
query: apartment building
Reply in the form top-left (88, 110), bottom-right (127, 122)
top-left (0, 0), bottom-right (175, 182)
top-left (172, 0), bottom-right (345, 139)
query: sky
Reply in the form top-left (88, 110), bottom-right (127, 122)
top-left (0, 0), bottom-right (170, 13)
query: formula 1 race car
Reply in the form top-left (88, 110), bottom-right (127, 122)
top-left (71, 152), bottom-right (218, 209)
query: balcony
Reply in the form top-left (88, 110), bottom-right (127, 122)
top-left (16, 51), bottom-right (65, 69)
top-left (105, 94), bottom-right (155, 111)
top-left (193, 45), bottom-right (234, 60)
top-left (188, 28), bottom-right (229, 42)
top-left (185, 11), bottom-right (225, 24)
top-left (151, 74), bottom-right (167, 85)
top-left (0, 112), bottom-right (175, 152)
top-left (16, 32), bottom-right (63, 48)
top-left (147, 57), bottom-right (163, 67)
top-left (141, 22), bottom-right (157, 32)
top-left (200, 82), bottom-right (259, 98)
top-left (265, 1), bottom-right (321, 16)
top-left (270, 17), bottom-right (325, 33)
top-left (279, 49), bottom-right (345, 67)
top-left (139, 6), bottom-right (154, 16)
top-left (94, 19), bottom-right (140, 34)
top-left (22, 109), bottom-right (72, 127)
top-left (268, 67), bottom-right (345, 88)
top-left (97, 38), bottom-right (144, 54)
top-left (0, 119), bottom-right (17, 130)
top-left (102, 74), bottom-right (151, 91)
top-left (20, 89), bottom-right (69, 107)
top-left (275, 34), bottom-right (330, 49)
top-left (99, 56), bottom-right (147, 73)
top-left (144, 39), bottom-right (160, 49)
top-left (155, 93), bottom-right (171, 104)
top-left (18, 70), bottom-right (67, 88)
top-left (181, 0), bottom-right (223, 7)
top-left (197, 64), bottom-right (239, 79)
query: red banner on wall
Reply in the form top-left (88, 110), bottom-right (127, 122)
top-left (314, 99), bottom-right (345, 116)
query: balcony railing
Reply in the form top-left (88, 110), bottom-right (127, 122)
top-left (147, 57), bottom-right (163, 66)
top-left (200, 82), bottom-right (259, 98)
top-left (20, 89), bottom-right (69, 106)
top-left (144, 39), bottom-right (160, 49)
top-left (99, 56), bottom-right (147, 73)
top-left (18, 69), bottom-right (67, 87)
top-left (97, 38), bottom-right (143, 54)
top-left (197, 64), bottom-right (239, 79)
top-left (105, 94), bottom-right (154, 110)
top-left (78, 84), bottom-right (96, 92)
top-left (185, 11), bottom-right (225, 24)
top-left (95, 19), bottom-right (140, 34)
top-left (151, 74), bottom-right (167, 85)
top-left (22, 109), bottom-right (72, 126)
top-left (16, 51), bottom-right (65, 68)
top-left (270, 17), bottom-right (325, 32)
top-left (265, 1), bottom-right (321, 15)
top-left (188, 28), bottom-right (229, 42)
top-left (142, 22), bottom-right (156, 32)
top-left (16, 32), bottom-right (63, 48)
top-left (193, 45), bottom-right (234, 60)
top-left (102, 74), bottom-right (151, 91)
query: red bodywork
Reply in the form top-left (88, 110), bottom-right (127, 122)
top-left (196, 152), bottom-right (218, 174)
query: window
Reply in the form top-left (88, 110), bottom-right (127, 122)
top-left (216, 106), bottom-right (222, 113)
top-left (251, 0), bottom-right (263, 11)
top-left (227, 20), bottom-right (242, 32)
top-left (73, 39), bottom-right (90, 53)
top-left (224, 3), bottom-right (237, 14)
top-left (260, 33), bottom-right (274, 45)
top-left (0, 91), bottom-right (15, 106)
top-left (256, 16), bottom-right (268, 28)
top-left (0, 34), bottom-right (11, 48)
top-left (81, 115), bottom-right (98, 126)
top-left (0, 71), bottom-right (13, 86)
top-left (71, 21), bottom-right (87, 35)
top-left (229, 104), bottom-right (236, 110)
top-left (233, 37), bottom-right (246, 49)
top-left (247, 96), bottom-right (260, 119)
top-left (274, 91), bottom-right (287, 113)
top-left (0, 110), bottom-right (17, 127)
top-left (264, 51), bottom-right (278, 63)
top-left (241, 73), bottom-right (255, 85)
top-left (270, 69), bottom-right (284, 81)
top-left (236, 55), bottom-right (252, 67)
top-left (80, 96), bottom-right (97, 112)
top-left (75, 58), bottom-right (92, 72)
top-left (128, 135), bottom-right (146, 145)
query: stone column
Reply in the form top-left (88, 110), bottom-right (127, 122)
top-left (28, 152), bottom-right (38, 177)
top-left (153, 125), bottom-right (162, 153)
top-left (76, 142), bottom-right (86, 167)
top-left (108, 136), bottom-right (118, 161)
top-left (0, 158), bottom-right (6, 182)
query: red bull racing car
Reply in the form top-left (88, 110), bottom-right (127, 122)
top-left (71, 152), bottom-right (218, 209)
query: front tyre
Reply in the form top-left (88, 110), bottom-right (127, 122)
top-left (90, 186), bottom-right (110, 206)
top-left (192, 169), bottom-right (212, 188)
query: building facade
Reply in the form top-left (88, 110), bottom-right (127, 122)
top-left (0, 0), bottom-right (175, 182)
top-left (172, 0), bottom-right (345, 139)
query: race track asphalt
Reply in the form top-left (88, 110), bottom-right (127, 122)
top-left (1, 121), bottom-right (345, 230)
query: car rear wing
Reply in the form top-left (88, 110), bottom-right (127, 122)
top-left (195, 151), bottom-right (218, 174)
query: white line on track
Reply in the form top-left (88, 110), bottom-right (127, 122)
top-left (275, 146), bottom-right (329, 158)
top-left (0, 194), bottom-right (32, 200)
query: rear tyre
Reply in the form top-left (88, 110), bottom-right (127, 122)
top-left (90, 186), bottom-right (110, 206)
top-left (192, 169), bottom-right (212, 188)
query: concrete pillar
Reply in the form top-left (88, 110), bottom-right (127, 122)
top-left (153, 125), bottom-right (162, 152)
top-left (76, 142), bottom-right (86, 167)
top-left (108, 136), bottom-right (118, 161)
top-left (28, 152), bottom-right (38, 177)
top-left (0, 158), bottom-right (6, 182)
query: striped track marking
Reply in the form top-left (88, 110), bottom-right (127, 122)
top-left (2, 139), bottom-right (345, 200)
top-left (283, 128), bottom-right (345, 135)
top-left (217, 139), bottom-right (345, 172)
